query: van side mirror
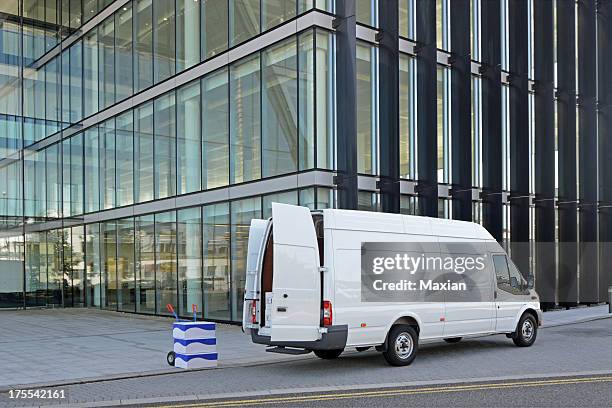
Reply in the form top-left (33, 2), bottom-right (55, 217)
top-left (527, 275), bottom-right (534, 289)
top-left (510, 276), bottom-right (519, 289)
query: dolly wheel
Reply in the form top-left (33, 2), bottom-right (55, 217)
top-left (167, 351), bottom-right (176, 366)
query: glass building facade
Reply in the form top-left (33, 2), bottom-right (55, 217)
top-left (0, 0), bottom-right (611, 318)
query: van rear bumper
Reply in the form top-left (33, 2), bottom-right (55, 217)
top-left (250, 325), bottom-right (348, 351)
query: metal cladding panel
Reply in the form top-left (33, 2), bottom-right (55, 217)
top-left (416, 0), bottom-right (438, 217)
top-left (450, 0), bottom-right (472, 222)
top-left (379, 0), bottom-right (400, 214)
top-left (534, 0), bottom-right (556, 304)
top-left (480, 0), bottom-right (503, 242)
top-left (335, 0), bottom-right (358, 210)
top-left (597, 0), bottom-right (612, 302)
top-left (556, 0), bottom-right (578, 304)
top-left (578, 0), bottom-right (599, 303)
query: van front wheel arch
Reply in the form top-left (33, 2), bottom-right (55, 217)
top-left (382, 325), bottom-right (419, 366)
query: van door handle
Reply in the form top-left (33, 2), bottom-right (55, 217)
top-left (277, 307), bottom-right (287, 312)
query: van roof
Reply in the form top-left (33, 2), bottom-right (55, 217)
top-left (321, 208), bottom-right (494, 240)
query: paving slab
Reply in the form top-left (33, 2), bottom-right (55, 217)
top-left (0, 305), bottom-right (609, 390)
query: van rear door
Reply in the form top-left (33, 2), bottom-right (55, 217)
top-left (270, 203), bottom-right (321, 342)
top-left (242, 219), bottom-right (270, 331)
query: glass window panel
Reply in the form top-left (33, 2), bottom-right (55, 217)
top-left (437, 67), bottom-right (450, 183)
top-left (262, 0), bottom-right (296, 30)
top-left (61, 49), bottom-right (70, 127)
top-left (177, 0), bottom-right (200, 71)
top-left (135, 102), bottom-right (154, 203)
top-left (71, 226), bottom-right (86, 307)
top-left (358, 191), bottom-right (380, 212)
top-left (399, 0), bottom-right (415, 39)
top-left (83, 30), bottom-right (99, 117)
top-left (400, 54), bottom-right (415, 179)
top-left (178, 207), bottom-right (202, 317)
top-left (356, 0), bottom-right (376, 27)
top-left (135, 215), bottom-right (155, 313)
top-left (177, 82), bottom-right (202, 195)
top-left (298, 31), bottom-right (314, 170)
top-left (62, 139), bottom-right (71, 218)
top-left (100, 118), bottom-right (116, 209)
top-left (135, 0), bottom-right (153, 92)
top-left (154, 92), bottom-right (177, 199)
top-left (116, 110), bottom-right (134, 206)
top-left (63, 228), bottom-right (74, 306)
top-left (203, 202), bottom-right (230, 320)
top-left (436, 0), bottom-right (449, 50)
top-left (46, 230), bottom-right (62, 305)
top-left (356, 42), bottom-right (375, 175)
top-left (46, 143), bottom-right (62, 218)
top-left (155, 211), bottom-right (177, 315)
top-left (85, 223), bottom-right (102, 307)
top-left (70, 133), bottom-right (84, 216)
top-left (315, 29), bottom-right (334, 169)
top-left (116, 3), bottom-right (133, 102)
top-left (202, 68), bottom-right (229, 189)
top-left (153, 0), bottom-right (175, 83)
top-left (98, 16), bottom-right (115, 109)
top-left (45, 57), bottom-right (60, 136)
top-left (69, 40), bottom-right (83, 123)
top-left (25, 232), bottom-right (45, 307)
top-left (230, 197), bottom-right (260, 320)
top-left (202, 0), bottom-right (228, 59)
top-left (84, 127), bottom-right (100, 213)
top-left (230, 0), bottom-right (260, 46)
top-left (117, 218), bottom-right (135, 312)
top-left (101, 221), bottom-right (117, 310)
top-left (263, 37), bottom-right (298, 177)
top-left (230, 54), bottom-right (261, 183)
top-left (83, 0), bottom-right (97, 23)
top-left (263, 190), bottom-right (298, 218)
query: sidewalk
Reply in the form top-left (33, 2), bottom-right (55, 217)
top-left (0, 305), bottom-right (609, 390)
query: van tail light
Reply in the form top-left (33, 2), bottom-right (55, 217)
top-left (322, 300), bottom-right (333, 326)
top-left (250, 300), bottom-right (257, 324)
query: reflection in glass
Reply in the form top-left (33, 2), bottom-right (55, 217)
top-left (263, 37), bottom-right (298, 177)
top-left (71, 226), bottom-right (86, 307)
top-left (203, 0), bottom-right (228, 59)
top-left (99, 16), bottom-right (115, 109)
top-left (116, 3), bottom-right (133, 102)
top-left (400, 54), bottom-right (415, 179)
top-left (100, 118), bottom-right (116, 209)
top-left (116, 111), bottom-right (134, 207)
top-left (85, 223), bottom-right (102, 307)
top-left (262, 0), bottom-right (296, 30)
top-left (316, 30), bottom-right (334, 169)
top-left (178, 208), bottom-right (202, 317)
top-left (230, 55), bottom-right (261, 183)
top-left (84, 127), bottom-right (100, 213)
top-left (135, 102), bottom-right (154, 203)
top-left (135, 0), bottom-right (153, 92)
top-left (263, 190), bottom-right (297, 218)
top-left (230, 0), bottom-right (260, 46)
top-left (153, 0), bottom-right (175, 83)
top-left (117, 218), bottom-right (135, 312)
top-left (101, 221), bottom-right (117, 310)
top-left (69, 133), bottom-right (84, 216)
top-left (155, 211), bottom-right (177, 315)
top-left (356, 42), bottom-right (375, 175)
top-left (83, 30), bottom-right (99, 117)
top-left (202, 68), bottom-right (229, 189)
top-left (135, 215), bottom-right (155, 313)
top-left (177, 0), bottom-right (200, 71)
top-left (230, 197), bottom-right (261, 320)
top-left (154, 93), bottom-right (176, 199)
top-left (177, 82), bottom-right (202, 195)
top-left (203, 203), bottom-right (230, 320)
top-left (298, 31), bottom-right (314, 170)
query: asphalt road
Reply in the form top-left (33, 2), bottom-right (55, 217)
top-left (0, 317), bottom-right (611, 407)
top-left (151, 375), bottom-right (612, 407)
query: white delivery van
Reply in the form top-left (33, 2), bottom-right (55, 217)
top-left (243, 203), bottom-right (542, 366)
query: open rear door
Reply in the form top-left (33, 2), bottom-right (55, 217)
top-left (270, 203), bottom-right (321, 342)
top-left (242, 219), bottom-right (270, 331)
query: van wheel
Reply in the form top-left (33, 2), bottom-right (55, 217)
top-left (443, 337), bottom-right (462, 343)
top-left (512, 313), bottom-right (537, 347)
top-left (313, 349), bottom-right (344, 359)
top-left (383, 325), bottom-right (418, 366)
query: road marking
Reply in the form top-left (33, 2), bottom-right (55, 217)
top-left (161, 375), bottom-right (612, 407)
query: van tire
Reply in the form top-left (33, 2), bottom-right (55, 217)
top-left (383, 325), bottom-right (418, 366)
top-left (512, 313), bottom-right (537, 347)
top-left (443, 337), bottom-right (462, 343)
top-left (313, 349), bottom-right (344, 359)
